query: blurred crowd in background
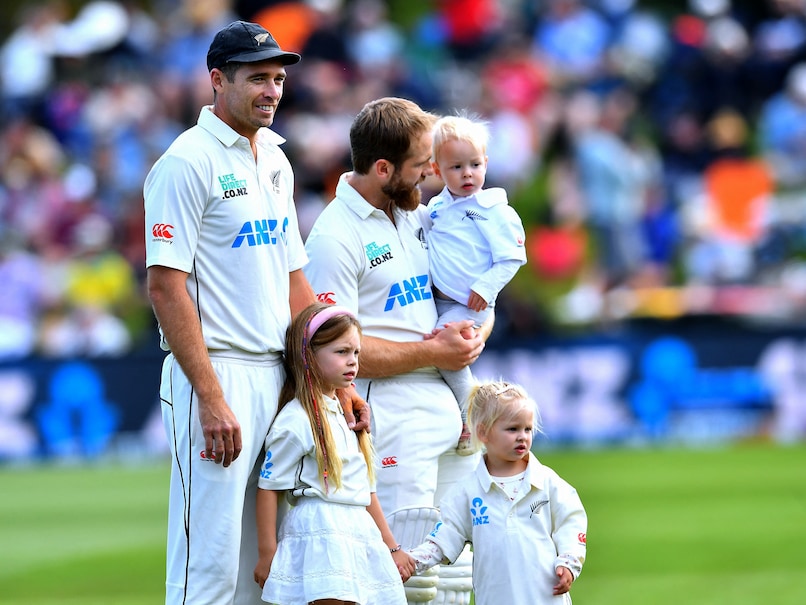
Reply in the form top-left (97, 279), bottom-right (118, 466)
top-left (3, 0), bottom-right (806, 361)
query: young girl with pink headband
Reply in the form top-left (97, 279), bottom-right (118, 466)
top-left (253, 302), bottom-right (414, 605)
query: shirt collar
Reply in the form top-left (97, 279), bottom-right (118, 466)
top-left (475, 451), bottom-right (549, 492)
top-left (445, 186), bottom-right (508, 208)
top-left (197, 105), bottom-right (286, 148)
top-left (335, 172), bottom-right (378, 220)
top-left (322, 394), bottom-right (343, 414)
top-left (335, 172), bottom-right (411, 223)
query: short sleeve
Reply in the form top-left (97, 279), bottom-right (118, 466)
top-left (258, 411), bottom-right (311, 491)
top-left (304, 231), bottom-right (362, 312)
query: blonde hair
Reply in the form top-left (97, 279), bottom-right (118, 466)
top-left (281, 302), bottom-right (376, 491)
top-left (432, 113), bottom-right (490, 163)
top-left (467, 380), bottom-right (541, 450)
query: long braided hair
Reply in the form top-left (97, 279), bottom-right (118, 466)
top-left (279, 302), bottom-right (375, 491)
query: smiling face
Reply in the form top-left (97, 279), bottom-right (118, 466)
top-left (313, 325), bottom-right (360, 398)
top-left (211, 60), bottom-right (287, 140)
top-left (479, 402), bottom-right (534, 469)
top-left (433, 138), bottom-right (487, 198)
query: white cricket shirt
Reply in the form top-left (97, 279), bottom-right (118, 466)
top-left (304, 173), bottom-right (439, 344)
top-left (144, 106), bottom-right (307, 354)
top-left (429, 452), bottom-right (587, 605)
top-left (258, 395), bottom-right (374, 506)
top-left (426, 186), bottom-right (526, 305)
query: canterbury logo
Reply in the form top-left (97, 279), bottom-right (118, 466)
top-left (255, 33), bottom-right (270, 45)
top-left (578, 533), bottom-right (587, 544)
top-left (317, 292), bottom-right (337, 304)
top-left (152, 223), bottom-right (174, 239)
top-left (381, 456), bottom-right (397, 467)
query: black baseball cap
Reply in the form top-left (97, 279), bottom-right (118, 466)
top-left (206, 21), bottom-right (301, 71)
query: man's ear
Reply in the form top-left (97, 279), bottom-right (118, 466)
top-left (210, 68), bottom-right (225, 92)
top-left (374, 158), bottom-right (394, 180)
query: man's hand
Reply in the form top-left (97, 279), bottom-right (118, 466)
top-left (336, 383), bottom-right (372, 433)
top-left (199, 395), bottom-right (242, 467)
top-left (428, 320), bottom-right (484, 371)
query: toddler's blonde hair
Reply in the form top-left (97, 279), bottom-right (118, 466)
top-left (467, 380), bottom-right (541, 450)
top-left (432, 113), bottom-right (490, 162)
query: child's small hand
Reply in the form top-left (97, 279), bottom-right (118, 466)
top-left (552, 565), bottom-right (574, 595)
top-left (393, 550), bottom-right (416, 582)
top-left (254, 557), bottom-right (271, 588)
top-left (467, 290), bottom-right (488, 313)
top-left (456, 423), bottom-right (475, 455)
top-left (254, 546), bottom-right (276, 589)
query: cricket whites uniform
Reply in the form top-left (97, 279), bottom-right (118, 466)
top-left (426, 186), bottom-right (526, 313)
top-left (305, 174), bottom-right (477, 604)
top-left (258, 396), bottom-right (406, 605)
top-left (144, 106), bottom-right (307, 605)
top-left (420, 452), bottom-right (587, 605)
top-left (426, 186), bottom-right (527, 412)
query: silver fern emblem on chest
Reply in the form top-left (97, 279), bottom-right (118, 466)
top-left (463, 210), bottom-right (487, 221)
top-left (416, 227), bottom-right (427, 248)
top-left (530, 499), bottom-right (549, 518)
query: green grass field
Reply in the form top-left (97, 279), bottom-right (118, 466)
top-left (1, 442), bottom-right (804, 604)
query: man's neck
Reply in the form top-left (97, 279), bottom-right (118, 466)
top-left (347, 173), bottom-right (395, 221)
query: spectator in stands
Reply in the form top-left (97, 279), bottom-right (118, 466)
top-left (0, 234), bottom-right (47, 359)
top-left (570, 88), bottom-right (658, 291)
top-left (0, 2), bottom-right (67, 121)
top-left (531, 0), bottom-right (613, 90)
top-left (758, 62), bottom-right (806, 190)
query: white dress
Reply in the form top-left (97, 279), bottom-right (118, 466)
top-left (258, 396), bottom-right (406, 605)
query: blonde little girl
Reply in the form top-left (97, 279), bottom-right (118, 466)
top-left (409, 380), bottom-right (587, 604)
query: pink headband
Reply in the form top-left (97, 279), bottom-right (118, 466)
top-left (306, 305), bottom-right (355, 340)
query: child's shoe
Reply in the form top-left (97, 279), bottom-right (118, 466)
top-left (455, 423), bottom-right (475, 455)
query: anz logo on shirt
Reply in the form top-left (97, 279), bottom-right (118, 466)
top-left (470, 497), bottom-right (490, 526)
top-left (259, 450), bottom-right (274, 479)
top-left (232, 217), bottom-right (289, 248)
top-left (384, 274), bottom-right (432, 311)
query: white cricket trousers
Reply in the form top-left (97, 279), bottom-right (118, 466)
top-left (160, 352), bottom-right (283, 605)
top-left (356, 372), bottom-right (479, 605)
top-left (355, 372), bottom-right (479, 517)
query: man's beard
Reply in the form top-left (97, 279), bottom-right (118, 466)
top-left (382, 172), bottom-right (422, 212)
